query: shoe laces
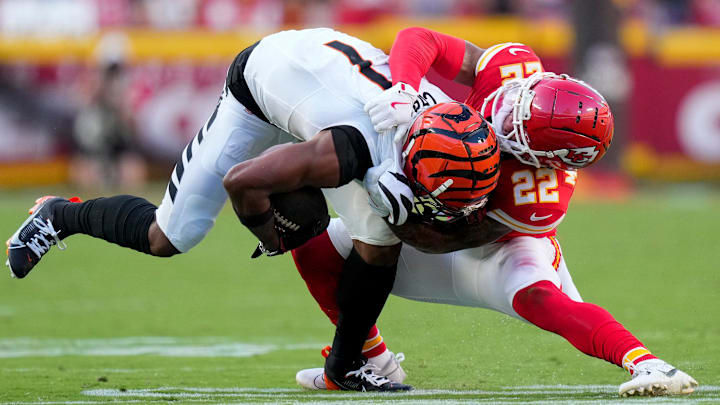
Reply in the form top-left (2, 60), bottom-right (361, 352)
top-left (22, 218), bottom-right (65, 259)
top-left (345, 363), bottom-right (391, 387)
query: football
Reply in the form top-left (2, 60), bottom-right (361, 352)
top-left (269, 186), bottom-right (330, 251)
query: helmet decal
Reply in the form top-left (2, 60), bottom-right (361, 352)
top-left (556, 146), bottom-right (600, 167)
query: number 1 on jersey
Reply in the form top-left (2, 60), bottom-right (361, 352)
top-left (325, 40), bottom-right (392, 90)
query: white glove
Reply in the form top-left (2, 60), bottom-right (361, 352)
top-left (364, 159), bottom-right (414, 226)
top-left (364, 82), bottom-right (418, 133)
top-left (375, 124), bottom-right (410, 166)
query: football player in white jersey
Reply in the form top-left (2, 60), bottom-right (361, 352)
top-left (6, 28), bottom-right (504, 391)
top-left (291, 27), bottom-right (698, 397)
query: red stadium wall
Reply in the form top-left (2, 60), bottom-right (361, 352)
top-left (626, 60), bottom-right (720, 180)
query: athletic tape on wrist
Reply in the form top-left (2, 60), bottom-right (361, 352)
top-left (239, 206), bottom-right (274, 228)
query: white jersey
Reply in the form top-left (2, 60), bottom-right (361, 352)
top-left (156, 29), bottom-right (450, 251)
top-left (244, 28), bottom-right (451, 165)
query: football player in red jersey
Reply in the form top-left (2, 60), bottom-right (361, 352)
top-left (292, 27), bottom-right (697, 397)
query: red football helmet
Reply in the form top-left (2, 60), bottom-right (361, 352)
top-left (481, 72), bottom-right (614, 170)
top-left (402, 101), bottom-right (500, 219)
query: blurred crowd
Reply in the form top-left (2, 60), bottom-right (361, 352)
top-left (1, 0), bottom-right (719, 189)
top-left (1, 0), bottom-right (719, 37)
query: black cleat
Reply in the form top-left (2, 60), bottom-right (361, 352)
top-left (324, 356), bottom-right (413, 392)
top-left (5, 196), bottom-right (80, 279)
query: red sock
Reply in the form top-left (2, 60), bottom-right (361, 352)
top-left (292, 231), bottom-right (343, 324)
top-left (291, 231), bottom-right (388, 356)
top-left (512, 280), bottom-right (657, 370)
top-left (362, 325), bottom-right (388, 358)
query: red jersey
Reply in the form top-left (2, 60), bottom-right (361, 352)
top-left (388, 28), bottom-right (571, 240)
top-left (485, 158), bottom-right (576, 241)
top-left (459, 42), bottom-right (570, 240)
top-left (464, 42), bottom-right (544, 116)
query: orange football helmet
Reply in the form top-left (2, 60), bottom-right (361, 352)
top-left (402, 101), bottom-right (500, 219)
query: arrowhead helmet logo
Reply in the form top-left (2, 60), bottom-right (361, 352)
top-left (556, 146), bottom-right (599, 167)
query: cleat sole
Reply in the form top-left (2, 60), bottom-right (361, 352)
top-left (323, 374), bottom-right (341, 391)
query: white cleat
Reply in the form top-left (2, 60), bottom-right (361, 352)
top-left (371, 349), bottom-right (407, 384)
top-left (296, 367), bottom-right (327, 390)
top-left (295, 348), bottom-right (407, 390)
top-left (618, 359), bottom-right (698, 397)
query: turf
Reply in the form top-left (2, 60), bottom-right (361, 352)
top-left (0, 185), bottom-right (718, 404)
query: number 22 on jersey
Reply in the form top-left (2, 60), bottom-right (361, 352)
top-left (512, 168), bottom-right (577, 205)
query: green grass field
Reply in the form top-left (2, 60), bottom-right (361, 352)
top-left (1, 186), bottom-right (718, 404)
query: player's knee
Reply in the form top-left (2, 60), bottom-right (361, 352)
top-left (512, 280), bottom-right (566, 319)
top-left (148, 221), bottom-right (180, 257)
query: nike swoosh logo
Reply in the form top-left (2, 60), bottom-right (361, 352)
top-left (390, 102), bottom-right (410, 109)
top-left (663, 368), bottom-right (678, 377)
top-left (530, 213), bottom-right (552, 221)
top-left (508, 47), bottom-right (530, 55)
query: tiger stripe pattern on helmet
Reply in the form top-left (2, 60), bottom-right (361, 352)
top-left (403, 102), bottom-right (500, 218)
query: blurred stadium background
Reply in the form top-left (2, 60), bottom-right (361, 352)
top-left (0, 0), bottom-right (719, 191)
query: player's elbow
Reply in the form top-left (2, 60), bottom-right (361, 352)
top-left (397, 26), bottom-right (428, 39)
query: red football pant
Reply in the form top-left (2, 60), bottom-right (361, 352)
top-left (292, 231), bottom-right (652, 368)
top-left (291, 231), bottom-right (386, 358)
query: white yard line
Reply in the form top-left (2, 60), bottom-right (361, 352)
top-left (70, 385), bottom-right (720, 404)
top-left (0, 337), bottom-right (322, 358)
top-left (2, 387), bottom-right (718, 405)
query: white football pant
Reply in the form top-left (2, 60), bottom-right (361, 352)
top-left (326, 212), bottom-right (582, 320)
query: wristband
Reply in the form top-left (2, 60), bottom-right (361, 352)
top-left (239, 206), bottom-right (274, 228)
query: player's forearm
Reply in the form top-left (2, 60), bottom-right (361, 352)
top-left (388, 219), bottom-right (468, 254)
top-left (223, 161), bottom-right (278, 249)
top-left (222, 134), bottom-right (339, 215)
top-left (461, 217), bottom-right (511, 248)
top-left (388, 216), bottom-right (511, 253)
top-left (389, 27), bottom-right (465, 91)
top-left (223, 134), bottom-right (341, 249)
top-left (388, 222), bottom-right (446, 253)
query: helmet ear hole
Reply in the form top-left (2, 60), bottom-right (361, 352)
top-left (402, 102), bottom-right (500, 218)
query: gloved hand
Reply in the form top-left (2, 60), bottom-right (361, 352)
top-left (364, 159), bottom-right (414, 226)
top-left (364, 82), bottom-right (418, 133)
top-left (374, 124), bottom-right (410, 168)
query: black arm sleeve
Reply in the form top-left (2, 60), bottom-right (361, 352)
top-left (329, 125), bottom-right (372, 186)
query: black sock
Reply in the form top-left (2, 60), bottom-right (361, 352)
top-left (53, 195), bottom-right (157, 254)
top-left (327, 248), bottom-right (397, 375)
